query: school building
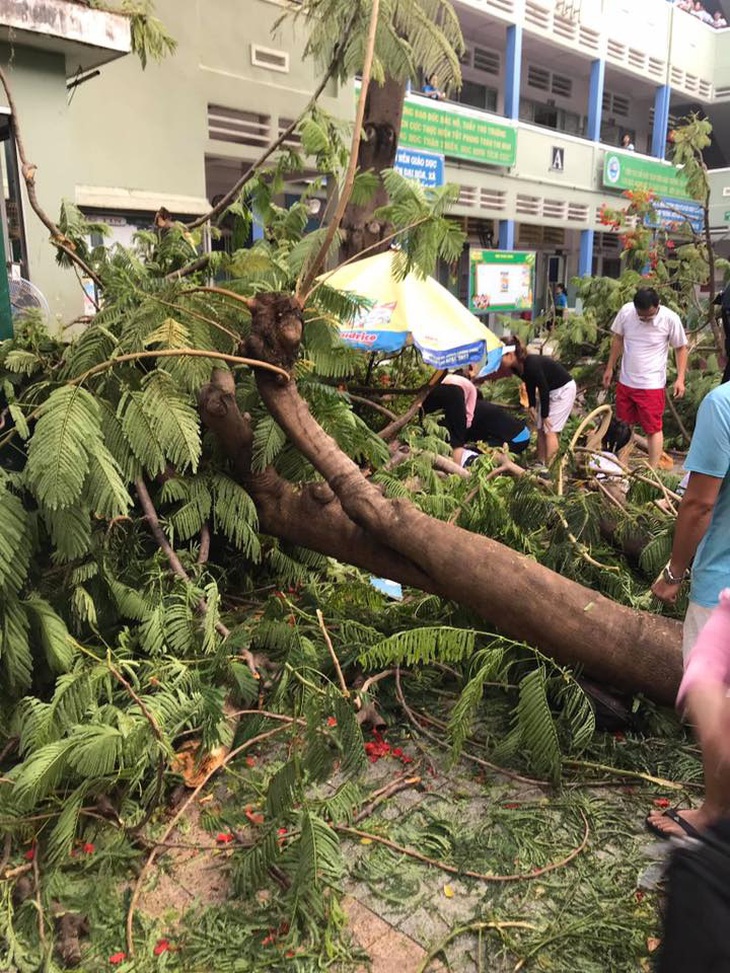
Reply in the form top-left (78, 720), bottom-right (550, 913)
top-left (3, 0), bottom-right (730, 321)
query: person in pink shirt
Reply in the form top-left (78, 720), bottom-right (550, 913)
top-left (422, 373), bottom-right (477, 467)
top-left (671, 589), bottom-right (730, 835)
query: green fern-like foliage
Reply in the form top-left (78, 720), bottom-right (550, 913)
top-left (0, 41), bottom-right (690, 963)
top-left (289, 0), bottom-right (464, 91)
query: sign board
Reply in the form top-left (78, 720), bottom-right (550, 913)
top-left (399, 97), bottom-right (517, 167)
top-left (469, 250), bottom-right (535, 314)
top-left (602, 150), bottom-right (692, 201)
top-left (647, 196), bottom-right (704, 234)
top-left (550, 146), bottom-right (565, 172)
top-left (394, 146), bottom-right (445, 188)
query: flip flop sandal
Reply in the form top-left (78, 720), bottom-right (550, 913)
top-left (645, 807), bottom-right (703, 841)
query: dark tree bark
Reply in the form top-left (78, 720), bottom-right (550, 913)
top-left (199, 297), bottom-right (684, 707)
top-left (340, 76), bottom-right (406, 261)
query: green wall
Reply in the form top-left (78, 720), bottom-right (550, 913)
top-left (0, 44), bottom-right (81, 324)
top-left (68, 0), bottom-right (348, 206)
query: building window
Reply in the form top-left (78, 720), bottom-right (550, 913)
top-left (455, 80), bottom-right (498, 112)
top-left (520, 99), bottom-right (585, 136)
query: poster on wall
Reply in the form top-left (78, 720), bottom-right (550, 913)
top-left (469, 250), bottom-right (535, 314)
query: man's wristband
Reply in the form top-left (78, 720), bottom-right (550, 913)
top-left (662, 561), bottom-right (688, 586)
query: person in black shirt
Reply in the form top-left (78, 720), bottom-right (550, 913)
top-left (422, 377), bottom-right (531, 464)
top-left (468, 399), bottom-right (531, 453)
top-left (492, 335), bottom-right (577, 465)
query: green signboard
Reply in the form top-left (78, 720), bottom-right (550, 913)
top-left (469, 250), bottom-right (535, 314)
top-left (602, 150), bottom-right (691, 201)
top-left (400, 99), bottom-right (517, 167)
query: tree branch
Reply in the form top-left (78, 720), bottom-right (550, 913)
top-left (164, 252), bottom-right (212, 282)
top-left (296, 0), bottom-right (382, 299)
top-left (348, 393), bottom-right (397, 422)
top-left (317, 609), bottom-right (349, 697)
top-left (0, 65), bottom-right (102, 288)
top-left (72, 348), bottom-right (290, 386)
top-left (336, 812), bottom-right (589, 882)
top-left (134, 477), bottom-right (257, 675)
top-left (379, 385), bottom-right (432, 442)
top-left (250, 366), bottom-right (683, 702)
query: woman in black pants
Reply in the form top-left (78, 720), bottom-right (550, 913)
top-left (422, 375), bottom-right (531, 463)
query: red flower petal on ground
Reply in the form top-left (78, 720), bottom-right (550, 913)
top-left (83, 843), bottom-right (95, 855)
top-left (245, 756), bottom-right (256, 767)
top-left (245, 806), bottom-right (265, 825)
top-left (153, 939), bottom-right (170, 955)
top-left (391, 747), bottom-right (403, 757)
top-left (24, 848), bottom-right (35, 861)
top-left (653, 798), bottom-right (671, 809)
top-left (635, 890), bottom-right (645, 902)
top-left (503, 803), bottom-right (520, 809)
top-left (326, 716), bottom-right (337, 727)
top-left (109, 952), bottom-right (126, 965)
top-left (216, 832), bottom-right (234, 844)
top-left (262, 933), bottom-right (276, 946)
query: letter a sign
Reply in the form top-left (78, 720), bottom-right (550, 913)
top-left (550, 147), bottom-right (565, 171)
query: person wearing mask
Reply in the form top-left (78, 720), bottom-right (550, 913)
top-left (602, 286), bottom-right (688, 469)
top-left (491, 336), bottom-right (577, 466)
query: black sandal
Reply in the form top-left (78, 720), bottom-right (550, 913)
top-left (645, 807), bottom-right (703, 840)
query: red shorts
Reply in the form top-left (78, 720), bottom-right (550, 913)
top-left (615, 382), bottom-right (665, 435)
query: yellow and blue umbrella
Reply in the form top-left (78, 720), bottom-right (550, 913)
top-left (321, 251), bottom-right (504, 373)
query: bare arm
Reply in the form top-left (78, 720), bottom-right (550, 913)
top-left (673, 345), bottom-right (688, 397)
top-left (603, 334), bottom-right (623, 388)
top-left (651, 471), bottom-right (723, 604)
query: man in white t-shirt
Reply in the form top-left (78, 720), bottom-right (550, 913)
top-left (602, 286), bottom-right (688, 467)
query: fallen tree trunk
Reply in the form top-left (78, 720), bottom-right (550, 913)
top-left (200, 294), bottom-right (683, 705)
